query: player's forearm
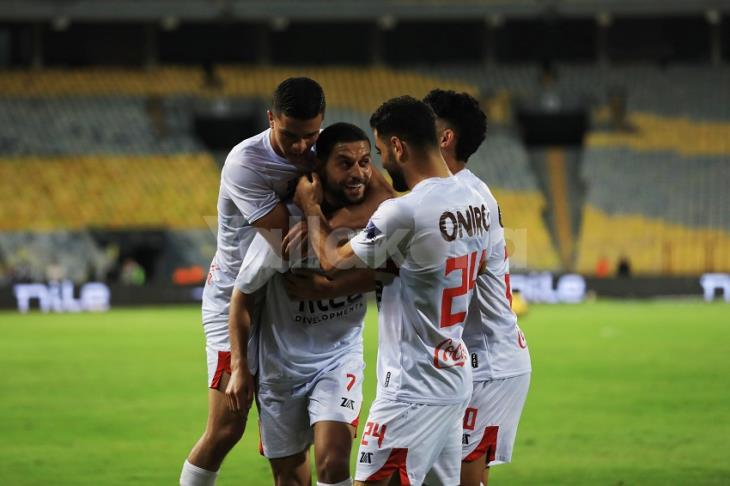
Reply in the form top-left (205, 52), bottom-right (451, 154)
top-left (228, 289), bottom-right (251, 372)
top-left (301, 202), bottom-right (340, 273)
top-left (323, 269), bottom-right (377, 298)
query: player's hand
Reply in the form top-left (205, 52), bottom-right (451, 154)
top-left (293, 173), bottom-right (323, 213)
top-left (282, 221), bottom-right (308, 261)
top-left (284, 268), bottom-right (332, 300)
top-left (225, 367), bottom-right (254, 415)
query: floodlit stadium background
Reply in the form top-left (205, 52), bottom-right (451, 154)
top-left (1, 1), bottom-right (729, 484)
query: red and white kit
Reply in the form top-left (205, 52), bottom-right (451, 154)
top-left (202, 129), bottom-right (302, 387)
top-left (430, 168), bottom-right (531, 483)
top-left (350, 176), bottom-right (492, 485)
top-left (236, 230), bottom-right (366, 458)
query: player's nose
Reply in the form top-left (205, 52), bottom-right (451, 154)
top-left (349, 164), bottom-right (366, 181)
top-left (292, 139), bottom-right (307, 155)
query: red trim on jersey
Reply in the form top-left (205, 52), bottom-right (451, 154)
top-left (504, 273), bottom-right (513, 308)
top-left (503, 245), bottom-right (513, 308)
top-left (367, 448), bottom-right (410, 485)
top-left (209, 351), bottom-right (231, 389)
top-left (463, 425), bottom-right (499, 463)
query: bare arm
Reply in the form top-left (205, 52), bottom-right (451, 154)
top-left (284, 268), bottom-right (377, 300)
top-left (292, 174), bottom-right (362, 274)
top-left (225, 289), bottom-right (255, 414)
top-left (328, 169), bottom-right (396, 230)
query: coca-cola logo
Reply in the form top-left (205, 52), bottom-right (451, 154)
top-left (433, 338), bottom-right (467, 369)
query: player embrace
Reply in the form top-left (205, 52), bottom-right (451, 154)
top-left (294, 96), bottom-right (493, 485)
top-left (229, 122), bottom-right (383, 486)
top-left (180, 78), bottom-right (391, 486)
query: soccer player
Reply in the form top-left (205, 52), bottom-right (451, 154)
top-left (227, 122), bottom-right (384, 486)
top-left (294, 96), bottom-right (492, 486)
top-left (423, 89), bottom-right (532, 486)
top-left (180, 79), bottom-right (391, 486)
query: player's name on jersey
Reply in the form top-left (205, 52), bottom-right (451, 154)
top-left (438, 204), bottom-right (489, 242)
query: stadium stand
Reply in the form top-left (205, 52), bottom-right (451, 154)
top-left (1, 64), bottom-right (729, 277)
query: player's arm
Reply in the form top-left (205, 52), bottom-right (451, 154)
top-left (284, 268), bottom-right (377, 300)
top-left (327, 169), bottom-right (396, 230)
top-left (292, 174), bottom-right (362, 274)
top-left (225, 234), bottom-right (280, 413)
top-left (225, 288), bottom-right (255, 414)
top-left (251, 202), bottom-right (291, 252)
top-left (222, 159), bottom-right (291, 254)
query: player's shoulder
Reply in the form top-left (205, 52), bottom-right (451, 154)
top-left (224, 129), bottom-right (283, 170)
top-left (457, 169), bottom-right (498, 206)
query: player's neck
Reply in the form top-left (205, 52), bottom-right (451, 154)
top-left (406, 151), bottom-right (451, 189)
top-left (444, 155), bottom-right (466, 175)
top-left (321, 194), bottom-right (341, 217)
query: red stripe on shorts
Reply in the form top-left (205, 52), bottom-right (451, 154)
top-left (258, 419), bottom-right (264, 456)
top-left (463, 425), bottom-right (499, 463)
top-left (367, 448), bottom-right (410, 485)
top-left (209, 351), bottom-right (231, 390)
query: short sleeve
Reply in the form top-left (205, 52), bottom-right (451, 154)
top-left (235, 234), bottom-right (287, 293)
top-left (222, 156), bottom-right (280, 225)
top-left (350, 198), bottom-right (412, 269)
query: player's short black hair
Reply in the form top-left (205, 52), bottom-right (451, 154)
top-left (369, 96), bottom-right (438, 150)
top-left (316, 122), bottom-right (370, 163)
top-left (423, 89), bottom-right (487, 162)
top-left (272, 77), bottom-right (326, 119)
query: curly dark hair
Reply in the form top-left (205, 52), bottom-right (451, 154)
top-left (369, 96), bottom-right (438, 150)
top-left (423, 89), bottom-right (487, 162)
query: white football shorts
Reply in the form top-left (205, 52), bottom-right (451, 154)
top-left (463, 373), bottom-right (531, 466)
top-left (354, 396), bottom-right (468, 486)
top-left (427, 372), bottom-right (531, 484)
top-left (257, 355), bottom-right (364, 459)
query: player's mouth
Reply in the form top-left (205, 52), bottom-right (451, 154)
top-left (345, 181), bottom-right (365, 196)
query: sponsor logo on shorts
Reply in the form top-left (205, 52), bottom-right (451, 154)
top-left (433, 338), bottom-right (467, 369)
top-left (359, 452), bottom-right (373, 464)
top-left (340, 398), bottom-right (356, 410)
top-left (471, 353), bottom-right (479, 368)
top-left (384, 371), bottom-right (391, 388)
top-left (462, 433), bottom-right (470, 445)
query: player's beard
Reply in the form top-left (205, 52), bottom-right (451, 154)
top-left (386, 164), bottom-right (408, 192)
top-left (321, 174), bottom-right (366, 207)
top-left (383, 146), bottom-right (408, 192)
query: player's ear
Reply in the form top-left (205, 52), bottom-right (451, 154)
top-left (441, 128), bottom-right (455, 150)
top-left (267, 110), bottom-right (275, 129)
top-left (392, 137), bottom-right (405, 163)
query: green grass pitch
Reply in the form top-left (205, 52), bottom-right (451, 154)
top-left (1, 300), bottom-right (729, 485)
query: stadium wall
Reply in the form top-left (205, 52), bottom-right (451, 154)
top-left (2, 275), bottom-right (728, 312)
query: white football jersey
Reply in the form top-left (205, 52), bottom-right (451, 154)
top-left (350, 176), bottom-right (491, 405)
top-left (456, 169), bottom-right (532, 381)
top-left (202, 129), bottom-right (301, 330)
top-left (236, 230), bottom-right (366, 386)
